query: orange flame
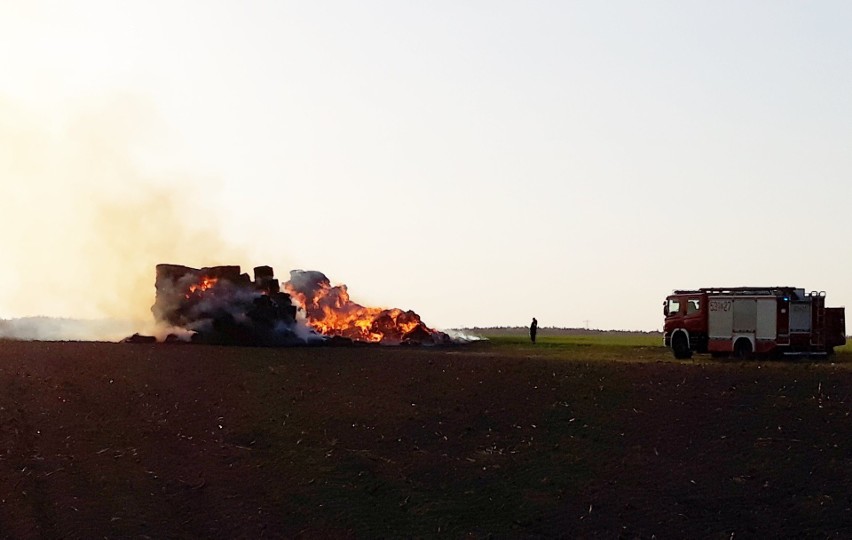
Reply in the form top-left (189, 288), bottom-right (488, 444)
top-left (185, 276), bottom-right (219, 298)
top-left (285, 280), bottom-right (432, 343)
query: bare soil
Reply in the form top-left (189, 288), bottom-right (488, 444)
top-left (1, 340), bottom-right (851, 538)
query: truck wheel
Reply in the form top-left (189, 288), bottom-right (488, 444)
top-left (733, 339), bottom-right (753, 360)
top-left (672, 333), bottom-right (692, 360)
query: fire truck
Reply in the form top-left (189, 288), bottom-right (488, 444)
top-left (663, 287), bottom-right (846, 359)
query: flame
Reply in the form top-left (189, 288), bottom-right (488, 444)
top-left (185, 276), bottom-right (219, 298)
top-left (285, 278), bottom-right (436, 344)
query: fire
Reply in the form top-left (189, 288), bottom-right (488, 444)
top-left (285, 270), bottom-right (445, 344)
top-left (186, 276), bottom-right (218, 298)
top-left (148, 264), bottom-right (448, 346)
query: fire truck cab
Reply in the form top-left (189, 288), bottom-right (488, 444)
top-left (663, 287), bottom-right (846, 359)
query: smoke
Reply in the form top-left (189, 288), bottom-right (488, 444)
top-left (443, 329), bottom-right (487, 342)
top-left (0, 94), bottom-right (243, 340)
top-left (0, 317), bottom-right (139, 342)
top-left (285, 270), bottom-right (346, 310)
top-left (289, 318), bottom-right (322, 343)
top-left (173, 280), bottom-right (264, 335)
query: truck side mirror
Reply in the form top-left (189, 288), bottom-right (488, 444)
top-left (663, 301), bottom-right (669, 316)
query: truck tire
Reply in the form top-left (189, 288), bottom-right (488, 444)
top-left (733, 339), bottom-right (753, 360)
top-left (672, 333), bottom-right (692, 360)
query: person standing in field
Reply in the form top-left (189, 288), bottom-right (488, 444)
top-left (530, 317), bottom-right (538, 344)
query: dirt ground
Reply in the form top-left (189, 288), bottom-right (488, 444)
top-left (1, 340), bottom-right (851, 538)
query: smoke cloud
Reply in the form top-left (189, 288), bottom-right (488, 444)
top-left (0, 94), bottom-right (243, 339)
top-left (0, 317), bottom-right (138, 342)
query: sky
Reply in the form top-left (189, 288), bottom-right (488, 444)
top-left (1, 1), bottom-right (851, 332)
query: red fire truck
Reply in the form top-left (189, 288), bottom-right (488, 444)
top-left (663, 287), bottom-right (846, 359)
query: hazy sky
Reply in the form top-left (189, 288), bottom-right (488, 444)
top-left (1, 1), bottom-right (850, 331)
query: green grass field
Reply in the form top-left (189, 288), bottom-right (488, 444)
top-left (475, 328), bottom-right (852, 361)
top-left (484, 333), bottom-right (662, 348)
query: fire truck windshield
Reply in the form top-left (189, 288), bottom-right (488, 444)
top-left (666, 299), bottom-right (680, 316)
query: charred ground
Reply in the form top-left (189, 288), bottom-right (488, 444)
top-left (1, 336), bottom-right (851, 538)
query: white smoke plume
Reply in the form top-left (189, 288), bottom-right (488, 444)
top-left (0, 317), bottom-right (138, 342)
top-left (443, 329), bottom-right (487, 342)
top-left (0, 94), bottom-right (245, 340)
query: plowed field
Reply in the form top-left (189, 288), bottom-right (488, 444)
top-left (1, 339), bottom-right (851, 538)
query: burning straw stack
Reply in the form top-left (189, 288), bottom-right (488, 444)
top-left (124, 263), bottom-right (451, 347)
top-left (149, 264), bottom-right (307, 346)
